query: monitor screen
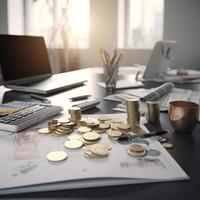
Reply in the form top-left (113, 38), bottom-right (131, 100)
top-left (0, 35), bottom-right (52, 84)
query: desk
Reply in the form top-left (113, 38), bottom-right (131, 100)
top-left (0, 68), bottom-right (200, 200)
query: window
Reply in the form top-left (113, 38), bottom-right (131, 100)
top-left (118, 0), bottom-right (164, 49)
top-left (25, 0), bottom-right (90, 49)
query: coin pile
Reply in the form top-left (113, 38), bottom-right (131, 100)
top-left (82, 132), bottom-right (101, 145)
top-left (128, 144), bottom-right (146, 157)
top-left (151, 135), bottom-right (173, 149)
top-left (83, 143), bottom-right (111, 158)
top-left (38, 118), bottom-right (75, 136)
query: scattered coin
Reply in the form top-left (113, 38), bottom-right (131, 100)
top-left (46, 151), bottom-right (68, 162)
top-left (38, 128), bottom-right (50, 134)
top-left (147, 149), bottom-right (161, 157)
top-left (83, 132), bottom-right (101, 141)
top-left (83, 143), bottom-right (111, 158)
top-left (85, 118), bottom-right (99, 127)
top-left (128, 144), bottom-right (146, 157)
top-left (158, 137), bottom-right (167, 143)
top-left (82, 138), bottom-right (98, 145)
top-left (151, 135), bottom-right (162, 140)
top-left (129, 144), bottom-right (144, 152)
top-left (77, 126), bottom-right (92, 133)
top-left (98, 123), bottom-right (110, 129)
top-left (117, 123), bottom-right (131, 130)
top-left (64, 140), bottom-right (83, 149)
top-left (162, 142), bottom-right (173, 149)
top-left (107, 130), bottom-right (122, 138)
top-left (98, 116), bottom-right (111, 122)
top-left (128, 149), bottom-right (146, 157)
top-left (92, 127), bottom-right (107, 134)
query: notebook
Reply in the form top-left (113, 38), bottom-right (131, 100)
top-left (0, 35), bottom-right (86, 94)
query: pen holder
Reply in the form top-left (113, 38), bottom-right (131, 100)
top-left (104, 64), bottom-right (119, 92)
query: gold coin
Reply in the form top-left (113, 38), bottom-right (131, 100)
top-left (117, 123), bottom-right (131, 130)
top-left (128, 149), bottom-right (146, 157)
top-left (107, 130), bottom-right (122, 138)
top-left (77, 126), bottom-right (92, 133)
top-left (82, 138), bottom-right (98, 145)
top-left (83, 132), bottom-right (100, 141)
top-left (151, 135), bottom-right (162, 140)
top-left (68, 134), bottom-right (82, 140)
top-left (57, 127), bottom-right (73, 133)
top-left (90, 146), bottom-right (108, 156)
top-left (92, 127), bottom-right (106, 134)
top-left (104, 120), bottom-right (113, 125)
top-left (38, 128), bottom-right (50, 134)
top-left (99, 123), bottom-right (110, 129)
top-left (64, 140), bottom-right (83, 149)
top-left (129, 144), bottom-right (145, 152)
top-left (46, 151), bottom-right (68, 162)
top-left (84, 144), bottom-right (110, 157)
top-left (97, 116), bottom-right (111, 122)
top-left (110, 124), bottom-right (119, 130)
top-left (158, 137), bottom-right (167, 143)
top-left (162, 143), bottom-right (173, 149)
top-left (84, 118), bottom-right (99, 127)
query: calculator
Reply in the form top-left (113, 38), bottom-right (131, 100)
top-left (0, 101), bottom-right (62, 132)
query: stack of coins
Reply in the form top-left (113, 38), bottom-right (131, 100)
top-left (146, 101), bottom-right (160, 124)
top-left (126, 99), bottom-right (140, 130)
top-left (82, 132), bottom-right (101, 145)
top-left (116, 122), bottom-right (131, 133)
top-left (48, 120), bottom-right (59, 132)
top-left (68, 107), bottom-right (81, 123)
top-left (92, 123), bottom-right (110, 133)
top-left (128, 144), bottom-right (146, 157)
top-left (83, 143), bottom-right (111, 158)
top-left (107, 130), bottom-right (122, 139)
top-left (84, 118), bottom-right (99, 127)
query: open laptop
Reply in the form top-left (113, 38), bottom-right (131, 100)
top-left (143, 40), bottom-right (177, 81)
top-left (0, 35), bottom-right (86, 94)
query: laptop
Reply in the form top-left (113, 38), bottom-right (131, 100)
top-left (0, 35), bottom-right (86, 94)
top-left (143, 40), bottom-right (177, 81)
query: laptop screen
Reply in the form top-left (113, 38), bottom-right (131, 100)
top-left (0, 35), bottom-right (52, 85)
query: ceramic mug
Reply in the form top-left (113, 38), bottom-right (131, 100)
top-left (169, 101), bottom-right (199, 133)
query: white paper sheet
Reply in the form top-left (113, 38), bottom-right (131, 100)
top-left (0, 114), bottom-right (189, 195)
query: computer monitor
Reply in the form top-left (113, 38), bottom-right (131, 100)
top-left (0, 35), bottom-right (52, 85)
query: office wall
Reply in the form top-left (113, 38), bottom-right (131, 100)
top-left (164, 0), bottom-right (200, 69)
top-left (0, 0), bottom-right (8, 34)
top-left (0, 0), bottom-right (200, 71)
top-left (80, 0), bottom-right (200, 69)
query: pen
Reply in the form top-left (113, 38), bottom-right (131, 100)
top-left (30, 94), bottom-right (51, 103)
top-left (118, 130), bottom-right (169, 142)
top-left (70, 95), bottom-right (91, 101)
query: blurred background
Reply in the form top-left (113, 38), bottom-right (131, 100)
top-left (0, 0), bottom-right (200, 74)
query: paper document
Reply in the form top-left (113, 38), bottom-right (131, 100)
top-left (104, 83), bottom-right (200, 112)
top-left (0, 114), bottom-right (188, 195)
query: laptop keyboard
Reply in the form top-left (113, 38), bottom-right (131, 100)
top-left (0, 101), bottom-right (62, 132)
